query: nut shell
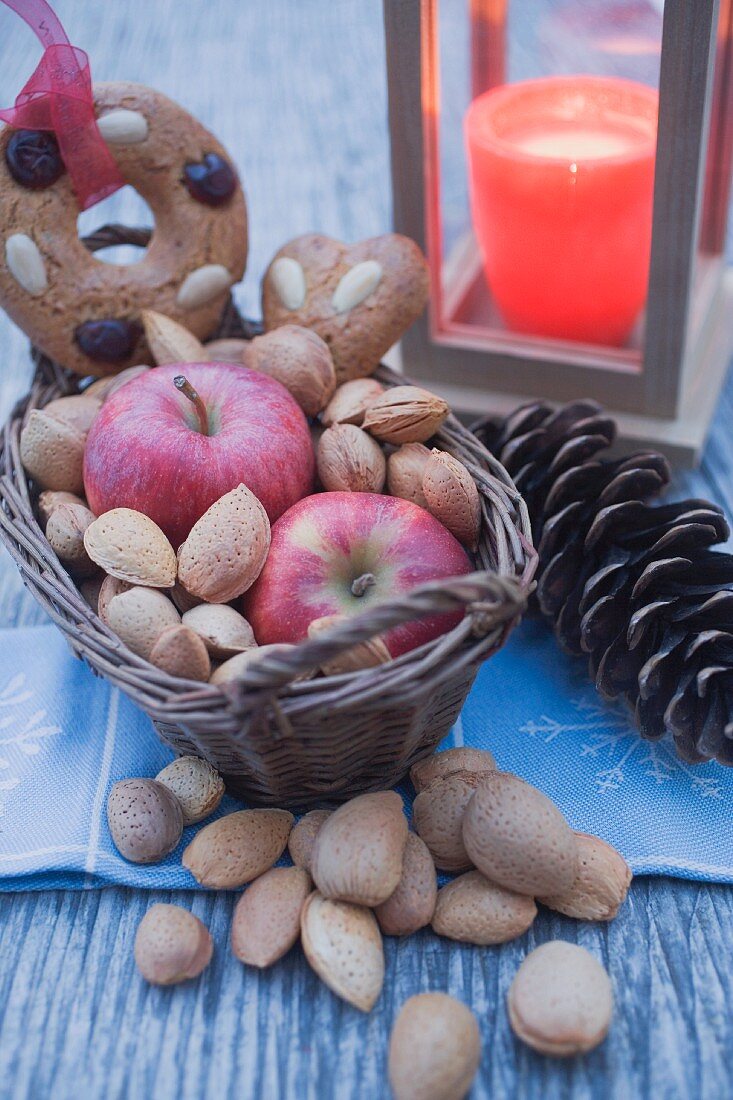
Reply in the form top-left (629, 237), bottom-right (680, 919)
top-left (20, 409), bottom-right (85, 492)
top-left (209, 644), bottom-right (303, 686)
top-left (432, 870), bottom-right (536, 945)
top-left (242, 325), bottom-right (336, 418)
top-left (374, 832), bottom-right (437, 936)
top-left (410, 748), bottom-right (496, 793)
top-left (422, 449), bottom-right (481, 550)
top-left (84, 364), bottom-right (150, 402)
top-left (105, 587), bottom-right (180, 660)
top-left (311, 791), bottom-right (408, 906)
top-left (321, 378), bottom-right (385, 427)
top-left (231, 866), bottom-right (311, 968)
top-left (149, 624), bottom-right (212, 681)
top-left (386, 443), bottom-right (431, 509)
top-left (97, 575), bottom-right (134, 626)
top-left (507, 941), bottom-right (613, 1056)
top-left (45, 502), bottom-right (97, 577)
top-left (84, 508), bottom-right (177, 587)
top-left (362, 385), bottom-right (449, 445)
top-left (177, 484), bottom-right (271, 603)
top-left (107, 778), bottom-right (183, 864)
top-left (462, 772), bottom-right (578, 898)
top-left (44, 394), bottom-right (101, 436)
top-left (288, 809), bottom-right (332, 872)
top-left (538, 832), bottom-right (632, 921)
top-left (300, 891), bottom-right (384, 1012)
top-left (156, 756), bottom-right (225, 825)
top-left (307, 614), bottom-right (390, 676)
top-left (182, 808), bottom-right (293, 889)
top-left (204, 337), bottom-right (248, 362)
top-left (37, 489), bottom-right (86, 529)
top-left (388, 993), bottom-right (481, 1100)
top-left (181, 603), bottom-right (256, 659)
top-left (141, 309), bottom-right (205, 365)
top-left (412, 771), bottom-right (482, 872)
top-left (134, 903), bottom-right (212, 986)
top-left (316, 424), bottom-right (386, 494)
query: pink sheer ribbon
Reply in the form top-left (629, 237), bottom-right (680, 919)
top-left (0, 0), bottom-right (123, 208)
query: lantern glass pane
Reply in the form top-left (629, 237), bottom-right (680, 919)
top-left (431, 0), bottom-right (667, 370)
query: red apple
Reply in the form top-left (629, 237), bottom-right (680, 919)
top-left (83, 362), bottom-right (314, 547)
top-left (244, 491), bottom-right (472, 657)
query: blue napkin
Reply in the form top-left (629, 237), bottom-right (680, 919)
top-left (1, 621), bottom-right (732, 891)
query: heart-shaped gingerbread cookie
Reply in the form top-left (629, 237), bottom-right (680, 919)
top-left (261, 233), bottom-right (429, 383)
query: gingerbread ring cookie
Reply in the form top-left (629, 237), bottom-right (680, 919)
top-left (0, 82), bottom-right (247, 377)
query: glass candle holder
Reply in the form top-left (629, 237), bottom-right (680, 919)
top-left (465, 75), bottom-right (658, 346)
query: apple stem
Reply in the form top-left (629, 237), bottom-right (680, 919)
top-left (174, 375), bottom-right (209, 436)
top-left (351, 573), bottom-right (376, 598)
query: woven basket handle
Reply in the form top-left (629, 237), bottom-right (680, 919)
top-left (225, 571), bottom-right (526, 692)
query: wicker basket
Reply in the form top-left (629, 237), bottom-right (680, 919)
top-left (0, 229), bottom-right (536, 809)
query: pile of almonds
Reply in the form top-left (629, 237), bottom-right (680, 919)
top-left (22, 309), bottom-right (483, 685)
top-left (114, 745), bottom-right (628, 1092)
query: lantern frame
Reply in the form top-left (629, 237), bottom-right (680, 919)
top-left (384, 0), bottom-right (733, 461)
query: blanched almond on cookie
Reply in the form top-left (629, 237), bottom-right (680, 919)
top-left (242, 325), bottom-right (336, 418)
top-left (422, 449), bottom-right (481, 550)
top-left (142, 310), bottom-right (206, 365)
top-left (182, 809), bottom-right (293, 889)
top-left (300, 892), bottom-right (384, 1012)
top-left (105, 587), bottom-right (180, 660)
top-left (311, 791), bottom-right (408, 906)
top-left (84, 508), bottom-right (177, 587)
top-left (231, 866), bottom-right (311, 968)
top-left (20, 409), bottom-right (85, 493)
top-left (412, 771), bottom-right (482, 873)
top-left (386, 442), bottom-right (431, 509)
top-left (181, 604), bottom-right (256, 659)
top-left (538, 833), bottom-right (632, 921)
top-left (389, 993), bottom-right (480, 1100)
top-left (410, 748), bottom-right (496, 794)
top-left (432, 870), bottom-right (536, 945)
top-left (177, 484), bottom-right (270, 603)
top-left (321, 378), bottom-right (385, 427)
top-left (149, 624), bottom-right (212, 682)
top-left (362, 386), bottom-right (449, 445)
top-left (374, 832), bottom-right (437, 936)
top-left (462, 772), bottom-right (578, 898)
top-left (316, 424), bottom-right (386, 494)
top-left (288, 810), bottom-right (332, 872)
top-left (45, 502), bottom-right (97, 577)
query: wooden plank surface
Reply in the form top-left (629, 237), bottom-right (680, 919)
top-left (0, 2), bottom-right (732, 1098)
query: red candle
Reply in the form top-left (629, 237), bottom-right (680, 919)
top-left (465, 76), bottom-right (658, 346)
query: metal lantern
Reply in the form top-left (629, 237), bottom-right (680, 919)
top-left (384, 0), bottom-right (733, 461)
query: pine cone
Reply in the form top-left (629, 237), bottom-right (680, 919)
top-left (474, 402), bottom-right (733, 764)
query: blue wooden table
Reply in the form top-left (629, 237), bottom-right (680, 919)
top-left (1, 2), bottom-right (732, 1097)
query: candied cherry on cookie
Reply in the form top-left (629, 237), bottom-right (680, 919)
top-left (0, 82), bottom-right (248, 377)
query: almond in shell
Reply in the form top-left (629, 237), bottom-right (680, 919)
top-left (204, 337), bottom-right (249, 362)
top-left (374, 832), bottom-right (437, 936)
top-left (84, 508), bottom-right (177, 587)
top-left (44, 394), bottom-right (101, 436)
top-left (362, 385), bottom-right (449, 445)
top-left (423, 449), bottom-right (481, 550)
top-left (156, 756), bottom-right (225, 825)
top-left (149, 624), bottom-right (212, 681)
top-left (412, 771), bottom-right (482, 872)
top-left (242, 325), bottom-right (336, 418)
top-left (410, 747), bottom-right (496, 794)
top-left (386, 442), bottom-right (431, 509)
top-left (182, 808), bottom-right (293, 889)
top-left (432, 870), bottom-right (537, 945)
top-left (538, 832), bottom-right (632, 921)
top-left (208, 643), bottom-right (306, 686)
top-left (177, 484), bottom-right (271, 603)
top-left (20, 409), bottom-right (85, 493)
top-left (389, 993), bottom-right (481, 1100)
top-left (105, 587), bottom-right (180, 660)
top-left (37, 489), bottom-right (86, 529)
top-left (231, 866), bottom-right (311, 968)
top-left (310, 791), bottom-right (408, 906)
top-left (134, 903), bottom-right (213, 986)
top-left (316, 424), bottom-right (386, 493)
top-left (97, 575), bottom-right (133, 626)
top-left (45, 502), bottom-right (97, 577)
top-left (142, 309), bottom-right (205, 365)
top-left (84, 364), bottom-right (150, 403)
top-left (300, 891), bottom-right (384, 1012)
top-left (288, 809), bottom-right (332, 872)
top-left (181, 604), bottom-right (256, 659)
top-left (307, 614), bottom-right (391, 675)
top-left (462, 772), bottom-right (578, 898)
top-left (321, 378), bottom-right (385, 426)
top-left (107, 778), bottom-right (183, 864)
